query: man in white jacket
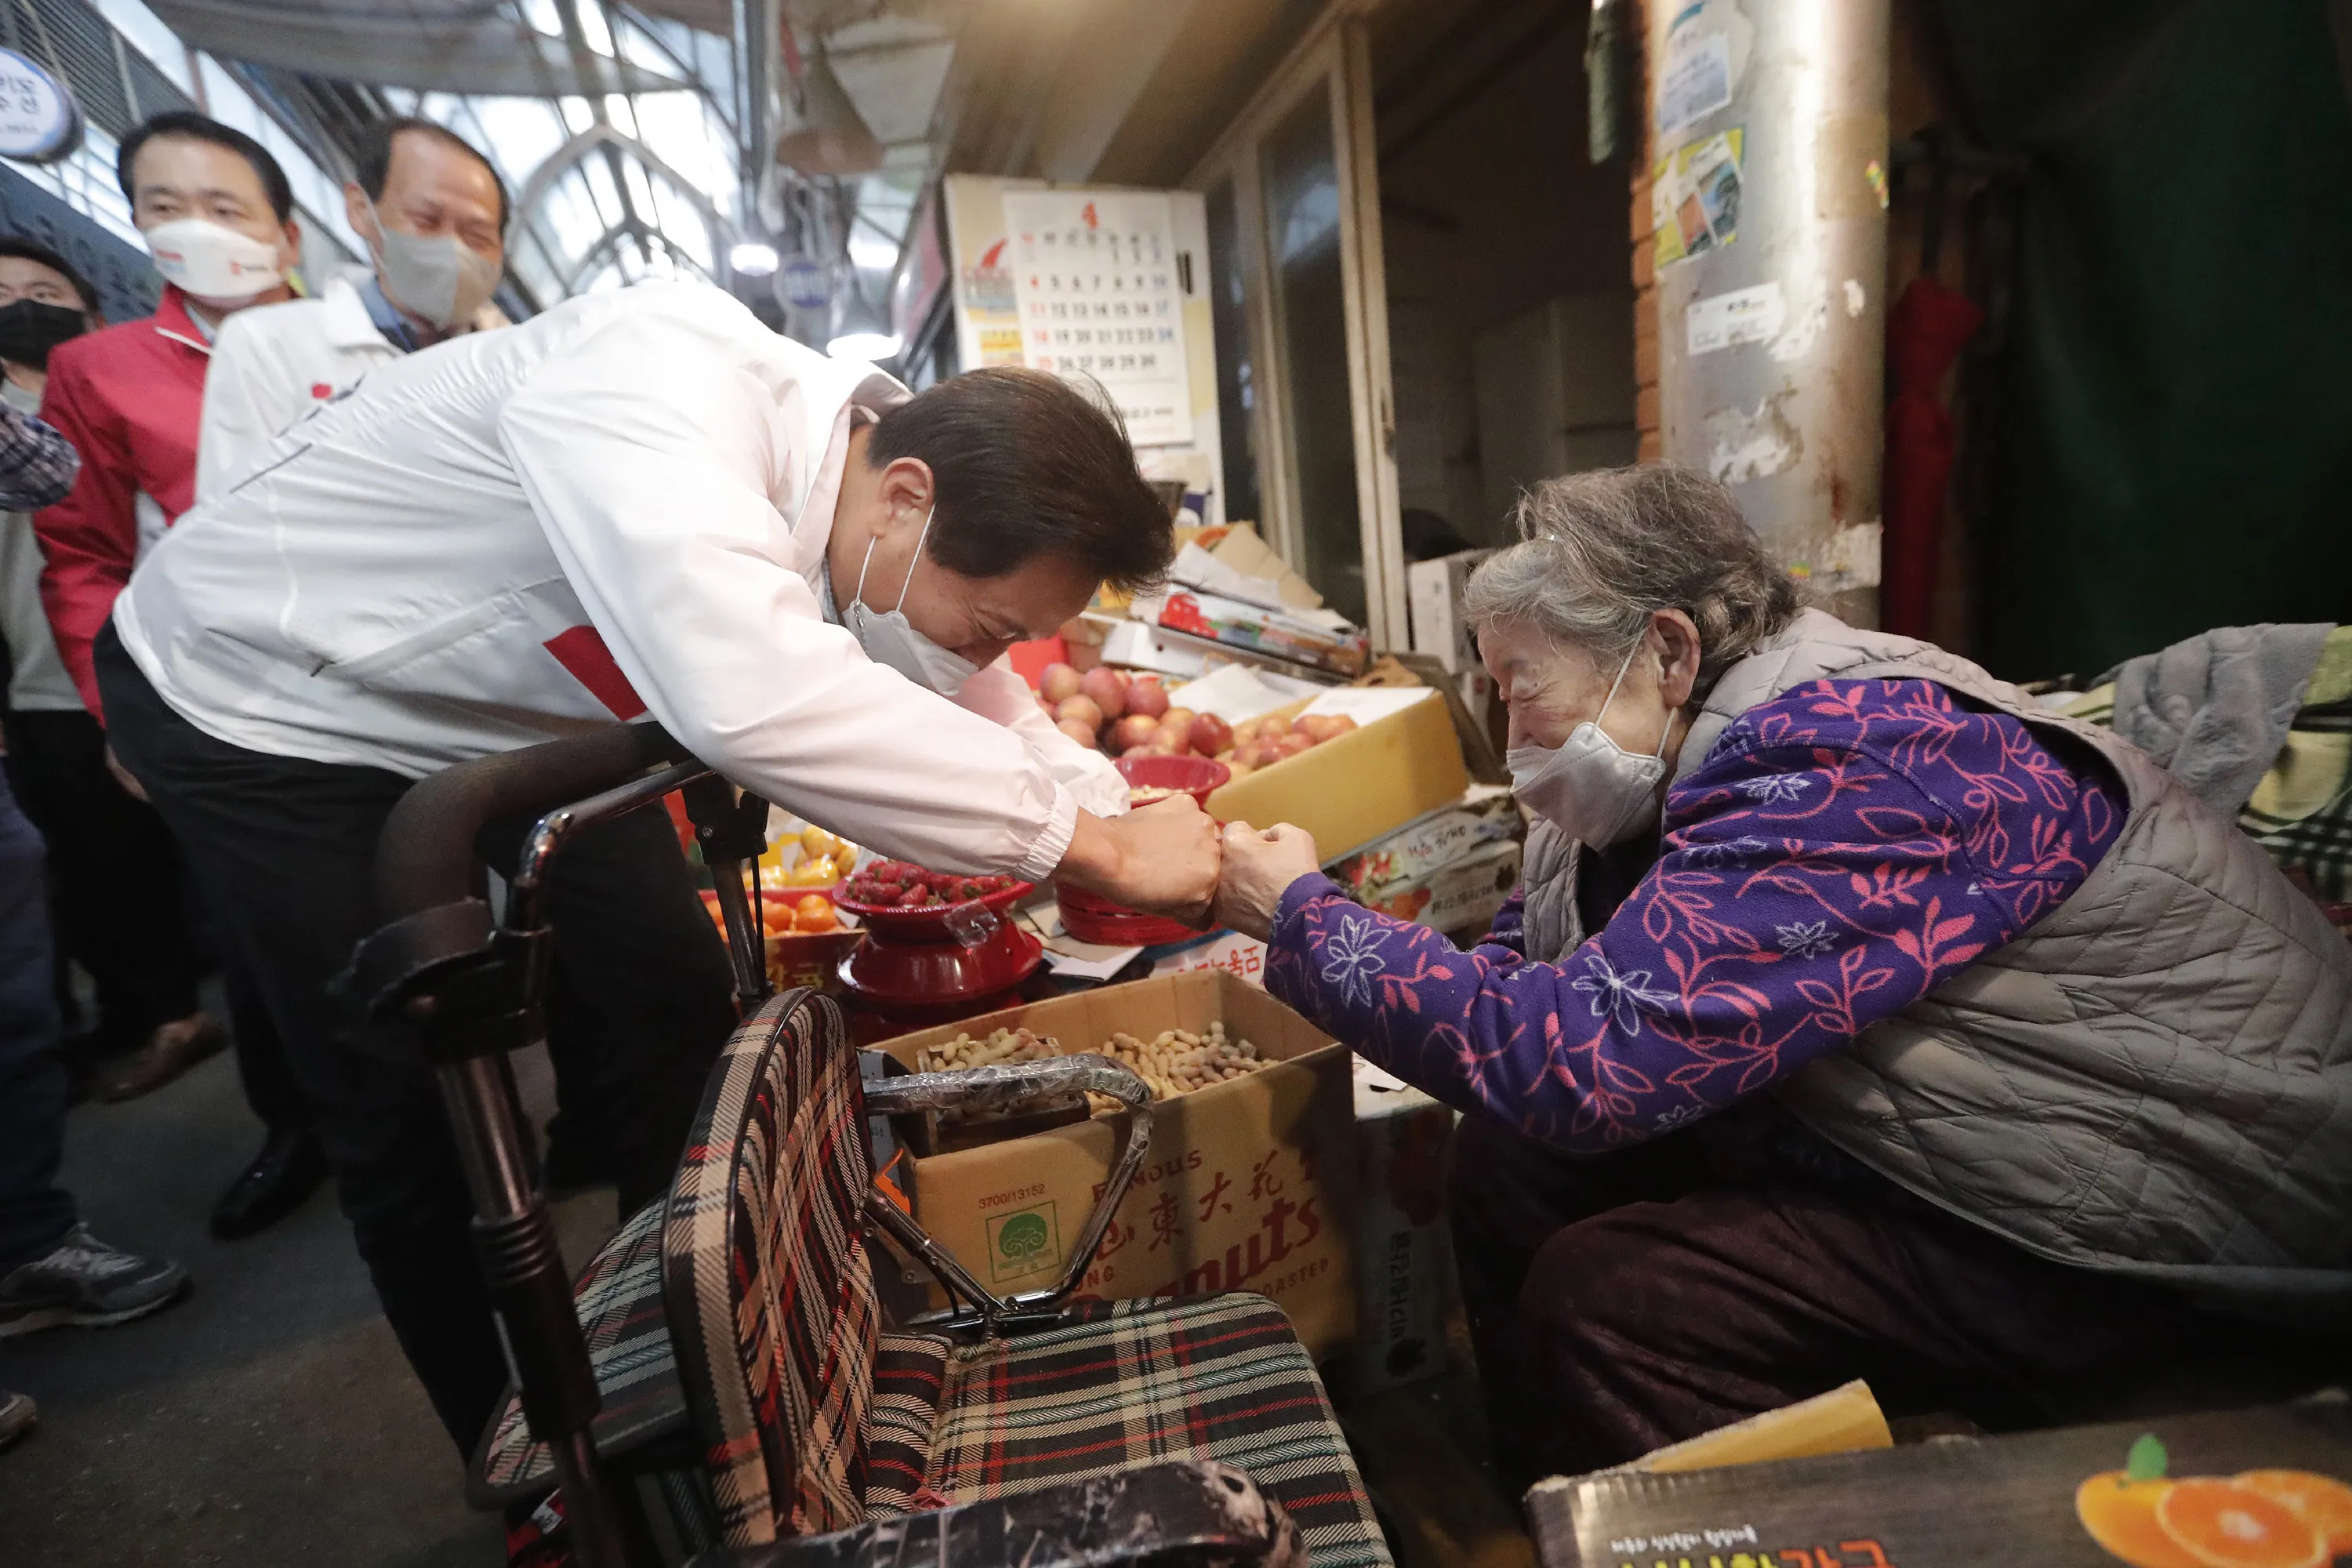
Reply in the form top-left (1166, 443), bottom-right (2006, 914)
top-left (95, 278), bottom-right (1213, 1457)
top-left (195, 115), bottom-right (508, 500)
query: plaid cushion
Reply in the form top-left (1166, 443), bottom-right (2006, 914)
top-left (467, 1196), bottom-right (686, 1505)
top-left (663, 990), bottom-right (880, 1547)
top-left (864, 1332), bottom-right (953, 1517)
top-left (916, 1294), bottom-right (1389, 1568)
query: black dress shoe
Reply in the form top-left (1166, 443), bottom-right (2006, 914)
top-left (209, 1129), bottom-right (328, 1240)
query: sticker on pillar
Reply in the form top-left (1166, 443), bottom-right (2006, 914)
top-left (1686, 281), bottom-right (1784, 355)
top-left (1820, 521), bottom-right (1882, 591)
top-left (1651, 128), bottom-right (1744, 268)
top-left (1653, 0), bottom-right (1755, 137)
top-left (1702, 389), bottom-right (1800, 485)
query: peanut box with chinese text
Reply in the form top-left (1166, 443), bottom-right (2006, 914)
top-left (871, 968), bottom-right (1359, 1356)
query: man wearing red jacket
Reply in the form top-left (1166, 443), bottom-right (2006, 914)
top-left (32, 111), bottom-right (323, 1239)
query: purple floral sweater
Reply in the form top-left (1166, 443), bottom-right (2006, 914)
top-left (1265, 677), bottom-right (2124, 1150)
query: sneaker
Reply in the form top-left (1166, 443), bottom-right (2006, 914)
top-left (0, 1226), bottom-right (188, 1338)
top-left (93, 1012), bottom-right (227, 1102)
top-left (505, 1490), bottom-right (572, 1568)
top-left (0, 1390), bottom-right (34, 1450)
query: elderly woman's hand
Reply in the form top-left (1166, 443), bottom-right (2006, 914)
top-left (1212, 821), bottom-right (1323, 941)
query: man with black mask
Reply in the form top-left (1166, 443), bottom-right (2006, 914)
top-left (0, 237), bottom-right (221, 1113)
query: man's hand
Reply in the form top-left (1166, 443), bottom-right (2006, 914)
top-left (1211, 821), bottom-right (1322, 942)
top-left (1058, 797), bottom-right (1222, 924)
top-left (104, 745), bottom-right (149, 803)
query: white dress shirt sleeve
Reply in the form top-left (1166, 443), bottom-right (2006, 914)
top-left (494, 289), bottom-right (1080, 881)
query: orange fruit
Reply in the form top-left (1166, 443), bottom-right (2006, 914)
top-left (2234, 1472), bottom-right (2352, 1555)
top-left (2078, 1471), bottom-right (2201, 1568)
top-left (2155, 1478), bottom-right (2325, 1568)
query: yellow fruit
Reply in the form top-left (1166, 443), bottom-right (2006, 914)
top-left (2234, 1472), bottom-right (2352, 1555)
top-left (800, 824), bottom-right (838, 861)
top-left (785, 860), bottom-right (835, 887)
top-left (2079, 1472), bottom-right (2201, 1568)
top-left (2155, 1479), bottom-right (2325, 1568)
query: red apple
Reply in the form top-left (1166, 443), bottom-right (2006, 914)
top-left (1108, 713), bottom-right (1162, 753)
top-left (1056, 694), bottom-right (1103, 731)
top-left (1056, 718), bottom-right (1099, 748)
top-left (1189, 713), bottom-right (1233, 757)
top-left (1154, 715), bottom-right (1193, 753)
top-left (1040, 662), bottom-right (1083, 705)
top-left (1125, 677), bottom-right (1170, 720)
top-left (1080, 666), bottom-right (1127, 721)
top-left (1293, 713), bottom-right (1359, 745)
top-left (1123, 742), bottom-right (1174, 759)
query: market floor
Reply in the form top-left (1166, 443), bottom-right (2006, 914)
top-left (0, 1028), bottom-right (616, 1567)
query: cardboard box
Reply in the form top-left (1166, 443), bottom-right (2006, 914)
top-left (1363, 838), bottom-right (1523, 935)
top-left (873, 971), bottom-right (1359, 1356)
top-left (1406, 549), bottom-right (1493, 676)
top-left (1207, 687), bottom-right (1470, 861)
top-left (1348, 1058), bottom-right (1456, 1393)
top-left (1327, 786), bottom-right (1523, 903)
top-left (1145, 930), bottom-right (1269, 985)
top-left (1526, 1399), bottom-right (2352, 1568)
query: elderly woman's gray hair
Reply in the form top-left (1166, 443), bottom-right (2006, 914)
top-left (1462, 465), bottom-right (1798, 691)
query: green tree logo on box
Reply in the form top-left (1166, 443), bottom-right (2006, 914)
top-left (985, 1203), bottom-right (1061, 1283)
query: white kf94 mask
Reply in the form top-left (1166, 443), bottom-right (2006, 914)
top-left (845, 507), bottom-right (980, 695)
top-left (141, 218), bottom-right (281, 304)
top-left (1505, 643), bottom-right (1670, 848)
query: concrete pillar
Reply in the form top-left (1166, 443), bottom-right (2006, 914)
top-left (1648, 0), bottom-right (1889, 625)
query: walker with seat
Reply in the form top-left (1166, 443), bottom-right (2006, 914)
top-left (345, 723), bottom-right (1390, 1567)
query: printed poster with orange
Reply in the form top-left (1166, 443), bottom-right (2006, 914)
top-left (1531, 1402), bottom-right (2352, 1568)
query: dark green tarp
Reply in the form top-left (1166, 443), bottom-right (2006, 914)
top-left (1939, 0), bottom-right (2352, 680)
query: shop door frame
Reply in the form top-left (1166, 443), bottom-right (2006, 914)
top-left (1185, 8), bottom-right (1405, 650)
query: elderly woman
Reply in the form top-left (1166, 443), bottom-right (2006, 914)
top-left (1215, 466), bottom-right (2350, 1487)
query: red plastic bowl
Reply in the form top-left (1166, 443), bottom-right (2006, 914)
top-left (834, 878), bottom-right (1033, 942)
top-left (1056, 882), bottom-right (1203, 947)
top-left (838, 920), bottom-right (1043, 1002)
top-left (1116, 753), bottom-right (1231, 808)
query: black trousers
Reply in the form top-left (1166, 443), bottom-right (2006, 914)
top-left (0, 764), bottom-right (74, 1273)
top-left (2, 706), bottom-right (208, 1047)
top-left (1449, 1108), bottom-right (2346, 1494)
top-left (96, 627), bottom-right (736, 1450)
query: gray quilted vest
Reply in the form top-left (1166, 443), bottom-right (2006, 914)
top-left (1530, 609), bottom-right (2352, 1319)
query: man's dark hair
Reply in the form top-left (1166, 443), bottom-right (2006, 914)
top-left (0, 235), bottom-right (96, 313)
top-left (869, 368), bottom-right (1174, 593)
top-left (115, 111), bottom-right (293, 224)
top-left (354, 116), bottom-right (510, 233)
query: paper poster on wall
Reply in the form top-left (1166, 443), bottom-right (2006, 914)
top-left (1655, 27), bottom-right (1730, 136)
top-left (1686, 281), bottom-right (1785, 356)
top-left (1000, 189), bottom-right (1194, 447)
top-left (1652, 128), bottom-right (1744, 268)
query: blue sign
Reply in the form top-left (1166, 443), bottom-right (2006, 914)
top-left (0, 49), bottom-right (78, 165)
top-left (779, 253), bottom-right (829, 311)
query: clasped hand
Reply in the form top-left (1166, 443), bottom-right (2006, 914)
top-left (1062, 800), bottom-right (1323, 941)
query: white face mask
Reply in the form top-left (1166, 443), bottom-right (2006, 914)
top-left (365, 198), bottom-right (501, 330)
top-left (845, 507), bottom-right (979, 695)
top-left (141, 218), bottom-right (281, 306)
top-left (1507, 643), bottom-right (1670, 848)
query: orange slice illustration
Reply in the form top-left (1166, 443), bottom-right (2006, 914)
top-left (2154, 1478), bottom-right (2327, 1568)
top-left (2078, 1470), bottom-right (2201, 1568)
top-left (2234, 1472), bottom-right (2352, 1555)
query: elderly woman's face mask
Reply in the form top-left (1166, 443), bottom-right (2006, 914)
top-left (1483, 622), bottom-right (1675, 848)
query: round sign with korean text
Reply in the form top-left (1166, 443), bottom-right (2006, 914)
top-left (779, 253), bottom-right (829, 312)
top-left (0, 49), bottom-right (78, 165)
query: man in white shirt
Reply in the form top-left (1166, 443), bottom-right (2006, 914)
top-left (196, 114), bottom-right (508, 499)
top-left (96, 278), bottom-right (1213, 1455)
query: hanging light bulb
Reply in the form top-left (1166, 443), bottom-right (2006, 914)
top-left (826, 282), bottom-right (900, 361)
top-left (729, 241), bottom-right (780, 276)
top-left (775, 43), bottom-right (883, 176)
